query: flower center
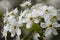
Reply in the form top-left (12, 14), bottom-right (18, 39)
top-left (50, 16), bottom-right (56, 22)
top-left (45, 9), bottom-right (49, 13)
top-left (25, 4), bottom-right (29, 8)
top-left (11, 13), bottom-right (14, 15)
top-left (30, 17), bottom-right (33, 20)
top-left (49, 24), bottom-right (52, 28)
top-left (51, 16), bottom-right (56, 19)
top-left (14, 26), bottom-right (17, 29)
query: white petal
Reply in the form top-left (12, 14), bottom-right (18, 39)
top-left (5, 36), bottom-right (7, 40)
top-left (9, 18), bottom-right (17, 26)
top-left (35, 33), bottom-right (40, 37)
top-left (51, 28), bottom-right (58, 35)
top-left (34, 19), bottom-right (39, 23)
top-left (20, 1), bottom-right (31, 7)
top-left (26, 21), bottom-right (32, 28)
top-left (2, 30), bottom-right (7, 37)
top-left (18, 22), bottom-right (23, 27)
top-left (11, 31), bottom-right (15, 37)
top-left (44, 15), bottom-right (50, 23)
top-left (56, 14), bottom-right (60, 20)
top-left (16, 28), bottom-right (21, 36)
top-left (40, 22), bottom-right (47, 28)
top-left (16, 35), bottom-right (20, 40)
top-left (33, 33), bottom-right (40, 40)
top-left (13, 8), bottom-right (18, 14)
top-left (44, 28), bottom-right (52, 36)
top-left (53, 22), bottom-right (60, 27)
top-left (4, 25), bottom-right (9, 31)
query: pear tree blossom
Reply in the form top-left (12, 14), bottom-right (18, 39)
top-left (2, 0), bottom-right (60, 40)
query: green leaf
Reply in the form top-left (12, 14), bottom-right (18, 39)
top-left (31, 23), bottom-right (40, 32)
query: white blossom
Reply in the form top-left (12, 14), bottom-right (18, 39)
top-left (3, 1), bottom-right (60, 40)
top-left (20, 1), bottom-right (31, 7)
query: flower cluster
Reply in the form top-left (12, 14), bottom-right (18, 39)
top-left (2, 1), bottom-right (60, 40)
top-left (3, 8), bottom-right (21, 40)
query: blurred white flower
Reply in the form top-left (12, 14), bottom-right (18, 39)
top-left (11, 26), bottom-right (21, 37)
top-left (20, 1), bottom-right (31, 7)
top-left (40, 6), bottom-right (57, 18)
top-left (2, 24), bottom-right (9, 40)
top-left (2, 30), bottom-right (7, 40)
top-left (45, 27), bottom-right (58, 36)
top-left (3, 7), bottom-right (21, 40)
top-left (24, 13), bottom-right (40, 28)
top-left (9, 8), bottom-right (18, 16)
top-left (41, 21), bottom-right (60, 36)
top-left (3, 1), bottom-right (60, 40)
